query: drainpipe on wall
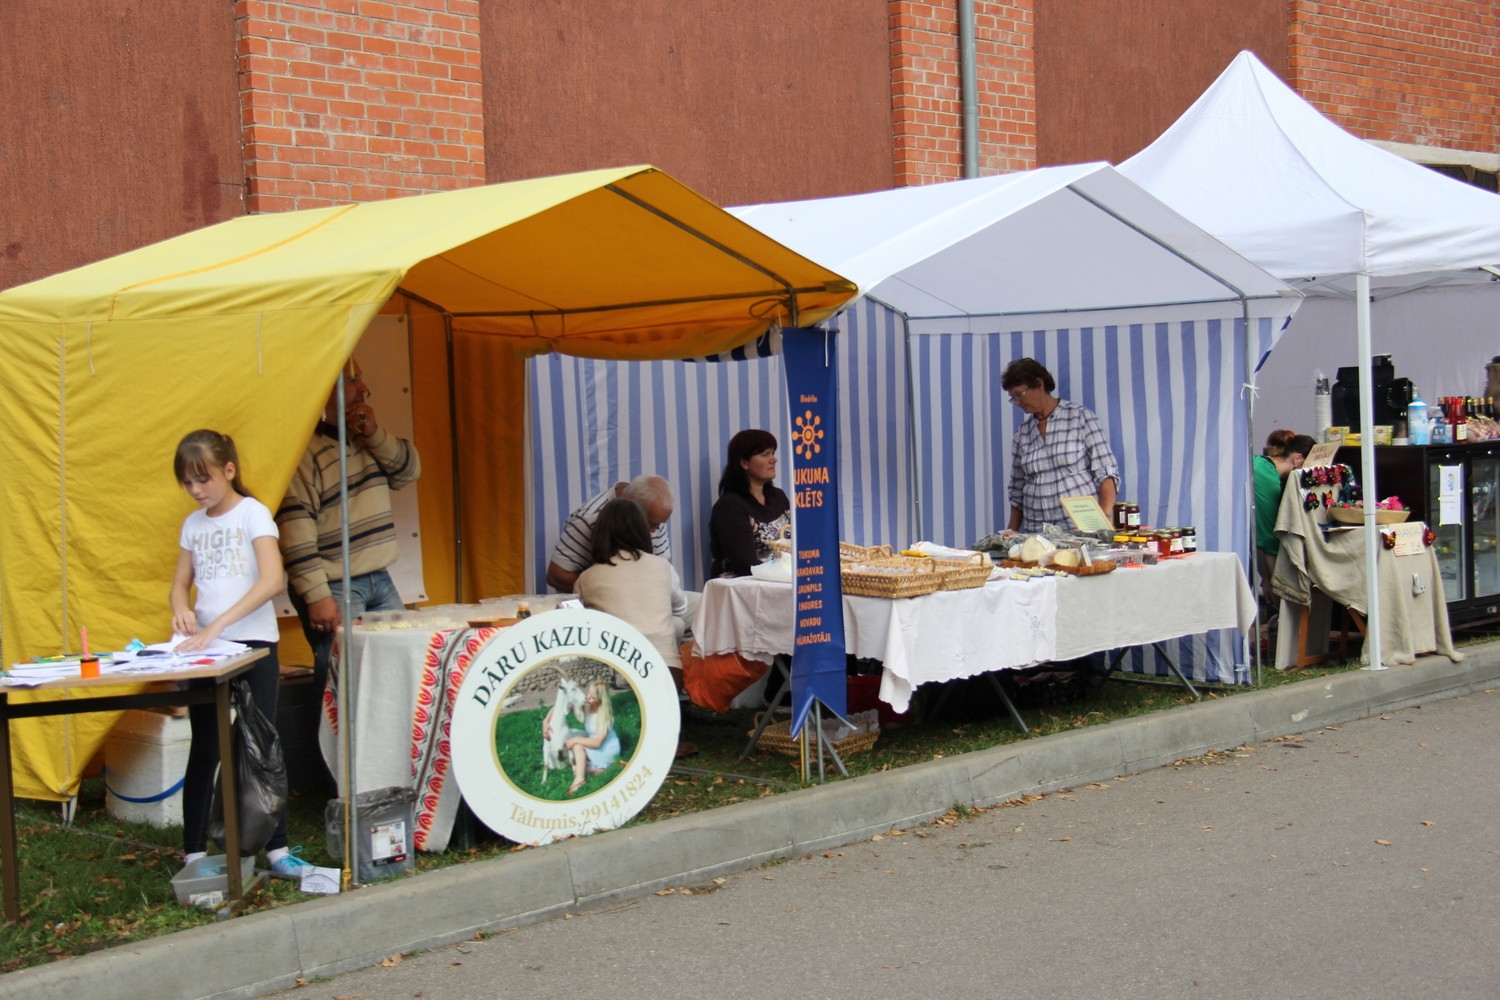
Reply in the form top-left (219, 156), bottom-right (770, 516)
top-left (958, 0), bottom-right (979, 178)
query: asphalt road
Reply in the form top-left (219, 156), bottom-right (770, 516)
top-left (277, 686), bottom-right (1499, 1000)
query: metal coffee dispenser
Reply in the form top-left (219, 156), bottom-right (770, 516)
top-left (1330, 354), bottom-right (1415, 435)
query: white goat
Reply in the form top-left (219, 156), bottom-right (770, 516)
top-left (541, 676), bottom-right (587, 775)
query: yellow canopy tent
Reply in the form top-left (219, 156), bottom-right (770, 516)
top-left (0, 165), bottom-right (856, 801)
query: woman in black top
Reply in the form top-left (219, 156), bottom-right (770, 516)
top-left (708, 428), bottom-right (791, 577)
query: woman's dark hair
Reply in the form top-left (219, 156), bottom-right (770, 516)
top-left (174, 429), bottom-right (252, 498)
top-left (1000, 357), bottom-right (1055, 394)
top-left (1263, 428), bottom-right (1296, 458)
top-left (589, 498), bottom-right (653, 567)
top-left (1287, 434), bottom-right (1318, 459)
top-left (718, 428), bottom-right (778, 496)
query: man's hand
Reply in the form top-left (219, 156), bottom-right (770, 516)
top-left (308, 595), bottom-right (342, 634)
top-left (347, 401), bottom-right (378, 437)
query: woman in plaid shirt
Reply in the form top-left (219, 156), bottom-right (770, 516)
top-left (1003, 358), bottom-right (1120, 533)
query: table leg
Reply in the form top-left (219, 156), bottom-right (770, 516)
top-left (216, 680), bottom-right (243, 908)
top-left (740, 682), bottom-right (790, 759)
top-left (1, 704), bottom-right (19, 923)
top-left (983, 674), bottom-right (1029, 734)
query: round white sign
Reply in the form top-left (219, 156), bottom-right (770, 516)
top-left (450, 608), bottom-right (681, 844)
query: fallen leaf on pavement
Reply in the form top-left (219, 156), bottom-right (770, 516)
top-left (1051, 836), bottom-right (1072, 842)
top-left (1420, 820), bottom-right (1434, 827)
top-left (1375, 839), bottom-right (1392, 846)
top-left (655, 888), bottom-right (675, 895)
top-left (1196, 825), bottom-right (1213, 831)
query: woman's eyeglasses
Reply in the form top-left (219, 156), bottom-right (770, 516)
top-left (1007, 387), bottom-right (1029, 404)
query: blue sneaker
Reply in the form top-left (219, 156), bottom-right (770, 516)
top-left (268, 848), bottom-right (315, 881)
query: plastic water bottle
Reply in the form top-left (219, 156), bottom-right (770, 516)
top-left (1407, 395), bottom-right (1429, 445)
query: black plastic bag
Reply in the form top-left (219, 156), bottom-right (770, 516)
top-left (208, 678), bottom-right (288, 855)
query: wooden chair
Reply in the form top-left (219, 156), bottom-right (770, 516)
top-left (1289, 585), bottom-right (1367, 670)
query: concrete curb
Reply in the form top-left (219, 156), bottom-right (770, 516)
top-left (9, 646), bottom-right (1500, 1000)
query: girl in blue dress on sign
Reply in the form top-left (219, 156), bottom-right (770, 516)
top-left (563, 680), bottom-right (620, 795)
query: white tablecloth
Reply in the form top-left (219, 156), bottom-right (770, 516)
top-left (319, 625), bottom-right (502, 853)
top-left (694, 551), bottom-right (1256, 713)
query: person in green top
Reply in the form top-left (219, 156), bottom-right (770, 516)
top-left (1254, 429), bottom-right (1317, 611)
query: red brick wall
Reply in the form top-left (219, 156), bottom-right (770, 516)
top-left (0, 3), bottom-right (243, 290)
top-left (1289, 0), bottom-right (1500, 151)
top-left (1033, 0), bottom-right (1287, 167)
top-left (479, 0), bottom-right (894, 207)
top-left (889, 1), bottom-right (1035, 186)
top-left (234, 0), bottom-right (486, 212)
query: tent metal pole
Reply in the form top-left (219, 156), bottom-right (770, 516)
top-left (445, 313), bottom-right (464, 602)
top-left (1243, 297), bottom-right (1262, 687)
top-left (1356, 274), bottom-right (1385, 671)
top-left (897, 294), bottom-right (1290, 324)
top-left (900, 310), bottom-right (923, 544)
top-left (334, 364), bottom-right (361, 888)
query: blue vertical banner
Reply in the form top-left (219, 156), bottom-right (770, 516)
top-left (781, 326), bottom-right (848, 735)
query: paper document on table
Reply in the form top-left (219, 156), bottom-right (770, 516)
top-left (114, 636), bottom-right (250, 662)
top-left (2, 662), bottom-right (94, 686)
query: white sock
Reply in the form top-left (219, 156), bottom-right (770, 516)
top-left (183, 851), bottom-right (207, 865)
top-left (265, 847), bottom-right (289, 864)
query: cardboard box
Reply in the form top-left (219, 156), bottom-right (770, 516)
top-left (171, 854), bottom-right (256, 908)
top-left (1324, 425), bottom-right (1349, 444)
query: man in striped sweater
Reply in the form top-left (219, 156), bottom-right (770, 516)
top-left (278, 361), bottom-right (421, 693)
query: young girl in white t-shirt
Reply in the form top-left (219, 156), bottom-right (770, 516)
top-left (170, 430), bottom-right (312, 880)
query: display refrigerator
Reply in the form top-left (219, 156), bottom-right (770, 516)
top-left (1337, 442), bottom-right (1500, 626)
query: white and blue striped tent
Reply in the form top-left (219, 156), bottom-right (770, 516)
top-left (527, 164), bottom-right (1302, 683)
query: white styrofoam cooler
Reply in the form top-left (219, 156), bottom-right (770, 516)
top-left (104, 709), bottom-right (190, 826)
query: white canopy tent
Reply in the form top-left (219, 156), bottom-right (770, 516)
top-left (529, 163), bottom-right (1300, 682)
top-left (731, 161), bottom-right (1296, 335)
top-left (1120, 50), bottom-right (1500, 668)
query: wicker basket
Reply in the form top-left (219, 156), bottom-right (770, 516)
top-left (840, 541), bottom-right (895, 563)
top-left (929, 551), bottom-right (994, 590)
top-left (1329, 506), bottom-right (1410, 525)
top-left (750, 713), bottom-right (881, 758)
top-left (841, 558), bottom-right (941, 598)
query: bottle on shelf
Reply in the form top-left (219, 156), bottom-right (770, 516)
top-left (1407, 393), bottom-right (1429, 445)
